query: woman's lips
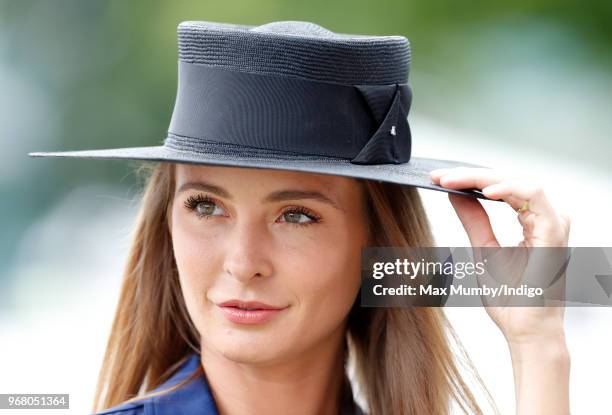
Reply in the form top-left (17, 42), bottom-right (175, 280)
top-left (217, 305), bottom-right (288, 325)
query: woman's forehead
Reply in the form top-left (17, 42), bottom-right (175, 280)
top-left (174, 163), bottom-right (354, 188)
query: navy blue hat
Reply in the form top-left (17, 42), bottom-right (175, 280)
top-left (29, 20), bottom-right (491, 200)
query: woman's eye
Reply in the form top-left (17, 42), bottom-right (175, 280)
top-left (196, 201), bottom-right (220, 216)
top-left (279, 208), bottom-right (321, 226)
top-left (282, 211), bottom-right (309, 224)
top-left (184, 195), bottom-right (224, 219)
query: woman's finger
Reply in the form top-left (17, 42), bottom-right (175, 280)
top-left (517, 210), bottom-right (536, 232)
top-left (481, 180), bottom-right (557, 218)
top-left (448, 193), bottom-right (500, 248)
top-left (484, 181), bottom-right (570, 246)
top-left (431, 168), bottom-right (556, 218)
top-left (432, 168), bottom-right (524, 207)
top-left (430, 167), bottom-right (506, 189)
top-left (432, 167), bottom-right (569, 247)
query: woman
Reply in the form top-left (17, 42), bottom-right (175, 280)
top-left (29, 20), bottom-right (571, 414)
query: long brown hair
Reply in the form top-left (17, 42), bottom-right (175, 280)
top-left (92, 162), bottom-right (498, 414)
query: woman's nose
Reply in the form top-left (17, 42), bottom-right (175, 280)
top-left (222, 220), bottom-right (274, 283)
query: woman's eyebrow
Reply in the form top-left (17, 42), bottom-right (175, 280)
top-left (264, 190), bottom-right (343, 211)
top-left (178, 182), bottom-right (231, 198)
top-left (177, 181), bottom-right (344, 211)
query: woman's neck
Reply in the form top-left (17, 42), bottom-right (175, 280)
top-left (201, 327), bottom-right (349, 415)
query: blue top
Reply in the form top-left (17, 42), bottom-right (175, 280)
top-left (93, 352), bottom-right (366, 415)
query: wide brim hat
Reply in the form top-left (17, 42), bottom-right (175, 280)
top-left (29, 20), bottom-right (494, 201)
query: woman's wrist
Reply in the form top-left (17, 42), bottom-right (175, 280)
top-left (507, 331), bottom-right (570, 366)
top-left (507, 332), bottom-right (571, 415)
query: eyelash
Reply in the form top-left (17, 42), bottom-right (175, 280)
top-left (182, 193), bottom-right (322, 227)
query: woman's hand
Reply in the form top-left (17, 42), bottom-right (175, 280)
top-left (430, 167), bottom-right (572, 415)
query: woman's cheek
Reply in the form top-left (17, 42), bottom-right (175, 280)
top-left (172, 210), bottom-right (224, 262)
top-left (172, 221), bottom-right (222, 312)
top-left (290, 244), bottom-right (358, 307)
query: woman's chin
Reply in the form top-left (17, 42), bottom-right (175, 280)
top-left (214, 341), bottom-right (289, 365)
top-left (200, 325), bottom-right (289, 362)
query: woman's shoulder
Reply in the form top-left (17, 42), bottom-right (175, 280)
top-left (92, 352), bottom-right (218, 415)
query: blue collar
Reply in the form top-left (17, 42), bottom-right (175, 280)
top-left (147, 353), bottom-right (220, 415)
top-left (96, 352), bottom-right (365, 415)
top-left (94, 353), bottom-right (219, 415)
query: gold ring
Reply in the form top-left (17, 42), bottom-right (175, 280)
top-left (517, 201), bottom-right (529, 213)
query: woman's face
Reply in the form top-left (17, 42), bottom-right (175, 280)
top-left (169, 164), bottom-right (370, 365)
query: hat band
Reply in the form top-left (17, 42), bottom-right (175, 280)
top-left (165, 61), bottom-right (412, 165)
